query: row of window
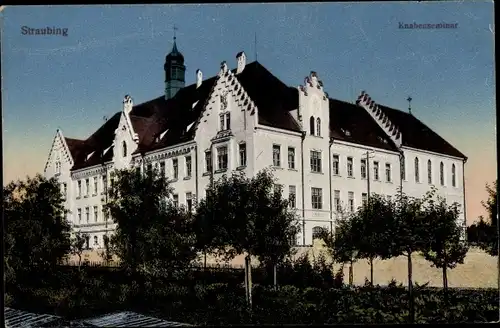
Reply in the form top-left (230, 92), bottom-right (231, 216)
top-left (404, 157), bottom-right (457, 187)
top-left (77, 205), bottom-right (107, 223)
top-left (76, 175), bottom-right (109, 198)
top-left (286, 184), bottom-right (371, 212)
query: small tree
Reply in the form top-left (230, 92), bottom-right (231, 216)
top-left (3, 175), bottom-right (71, 284)
top-left (422, 197), bottom-right (468, 295)
top-left (194, 169), bottom-right (300, 305)
top-left (70, 231), bottom-right (88, 269)
top-left (385, 187), bottom-right (436, 323)
top-left (467, 181), bottom-right (498, 256)
top-left (354, 193), bottom-right (394, 285)
top-left (105, 167), bottom-right (197, 276)
top-left (319, 212), bottom-right (359, 286)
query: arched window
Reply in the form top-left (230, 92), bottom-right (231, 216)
top-left (316, 117), bottom-right (321, 136)
top-left (451, 164), bottom-right (456, 187)
top-left (427, 160), bottom-right (432, 184)
top-left (122, 141), bottom-right (127, 157)
top-left (440, 162), bottom-right (444, 186)
top-left (414, 157), bottom-right (420, 183)
top-left (309, 116), bottom-right (315, 136)
top-left (312, 226), bottom-right (324, 241)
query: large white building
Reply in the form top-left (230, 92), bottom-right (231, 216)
top-left (44, 37), bottom-right (467, 248)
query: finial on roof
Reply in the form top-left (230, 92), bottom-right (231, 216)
top-left (407, 96), bottom-right (412, 114)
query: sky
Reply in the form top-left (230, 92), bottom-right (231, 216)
top-left (2, 3), bottom-right (496, 224)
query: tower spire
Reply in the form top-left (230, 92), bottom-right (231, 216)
top-left (407, 96), bottom-right (412, 114)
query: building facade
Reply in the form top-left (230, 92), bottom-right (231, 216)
top-left (44, 38), bottom-right (467, 248)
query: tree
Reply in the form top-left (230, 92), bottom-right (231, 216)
top-left (385, 188), bottom-right (436, 323)
top-left (3, 175), bottom-right (71, 284)
top-left (354, 193), bottom-right (394, 285)
top-left (467, 181), bottom-right (498, 256)
top-left (70, 231), bottom-right (88, 269)
top-left (319, 213), bottom-right (358, 286)
top-left (421, 197), bottom-right (468, 294)
top-left (105, 167), bottom-right (197, 276)
top-left (194, 169), bottom-right (300, 305)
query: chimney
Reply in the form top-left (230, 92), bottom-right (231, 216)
top-left (123, 95), bottom-right (133, 114)
top-left (196, 69), bottom-right (203, 88)
top-left (236, 51), bottom-right (246, 74)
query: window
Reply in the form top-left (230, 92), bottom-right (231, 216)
top-left (334, 190), bottom-right (341, 212)
top-left (102, 175), bottom-right (107, 193)
top-left (401, 156), bottom-right (406, 180)
top-left (310, 151), bottom-right (322, 173)
top-left (94, 236), bottom-right (98, 246)
top-left (288, 147), bottom-right (295, 169)
top-left (332, 155), bottom-right (339, 175)
top-left (311, 187), bottom-right (323, 209)
top-left (273, 145), bottom-right (281, 167)
top-left (55, 161), bottom-right (61, 174)
top-left (93, 177), bottom-right (98, 194)
top-left (360, 159), bottom-right (367, 179)
top-left (312, 226), bottom-right (323, 240)
top-left (440, 162), bottom-right (444, 186)
top-left (415, 157), bottom-right (420, 183)
top-left (219, 112), bottom-right (231, 131)
top-left (348, 191), bottom-right (354, 212)
top-left (94, 206), bottom-right (98, 222)
top-left (239, 143), bottom-right (247, 167)
top-left (452, 164), bottom-right (456, 187)
top-left (289, 185), bottom-right (296, 208)
top-left (316, 118), bottom-right (321, 136)
top-left (78, 180), bottom-right (82, 197)
top-left (147, 163), bottom-right (153, 176)
top-left (102, 207), bottom-right (107, 221)
top-left (77, 208), bottom-right (82, 222)
top-left (385, 163), bottom-right (392, 182)
top-left (185, 156), bottom-right (192, 178)
top-left (205, 151), bottom-right (212, 172)
top-left (160, 161), bottom-right (165, 176)
top-left (427, 159), bottom-right (432, 184)
top-left (62, 183), bottom-right (67, 197)
top-left (347, 157), bottom-right (353, 177)
top-left (85, 179), bottom-right (90, 196)
top-left (173, 158), bottom-right (179, 179)
top-left (226, 112), bottom-right (231, 130)
top-left (186, 192), bottom-right (193, 212)
top-left (85, 236), bottom-right (90, 249)
top-left (309, 116), bottom-right (315, 135)
top-left (362, 193), bottom-right (368, 207)
top-left (217, 146), bottom-right (228, 170)
top-left (173, 194), bottom-right (179, 208)
top-left (373, 161), bottom-right (379, 180)
top-left (85, 207), bottom-right (90, 223)
top-left (122, 141), bottom-right (127, 157)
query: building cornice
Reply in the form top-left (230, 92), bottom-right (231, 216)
top-left (401, 146), bottom-right (466, 162)
top-left (255, 125), bottom-right (303, 137)
top-left (332, 139), bottom-right (400, 156)
top-left (71, 163), bottom-right (113, 179)
top-left (133, 141), bottom-right (196, 165)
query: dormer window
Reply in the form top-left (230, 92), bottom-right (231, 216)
top-left (122, 141), bottom-right (127, 157)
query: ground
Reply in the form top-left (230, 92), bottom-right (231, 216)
top-left (67, 244), bottom-right (497, 288)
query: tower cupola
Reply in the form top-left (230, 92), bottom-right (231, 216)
top-left (164, 28), bottom-right (186, 100)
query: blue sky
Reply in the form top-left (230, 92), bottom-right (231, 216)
top-left (2, 2), bottom-right (495, 221)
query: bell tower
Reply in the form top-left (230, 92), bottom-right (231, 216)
top-left (164, 26), bottom-right (186, 100)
